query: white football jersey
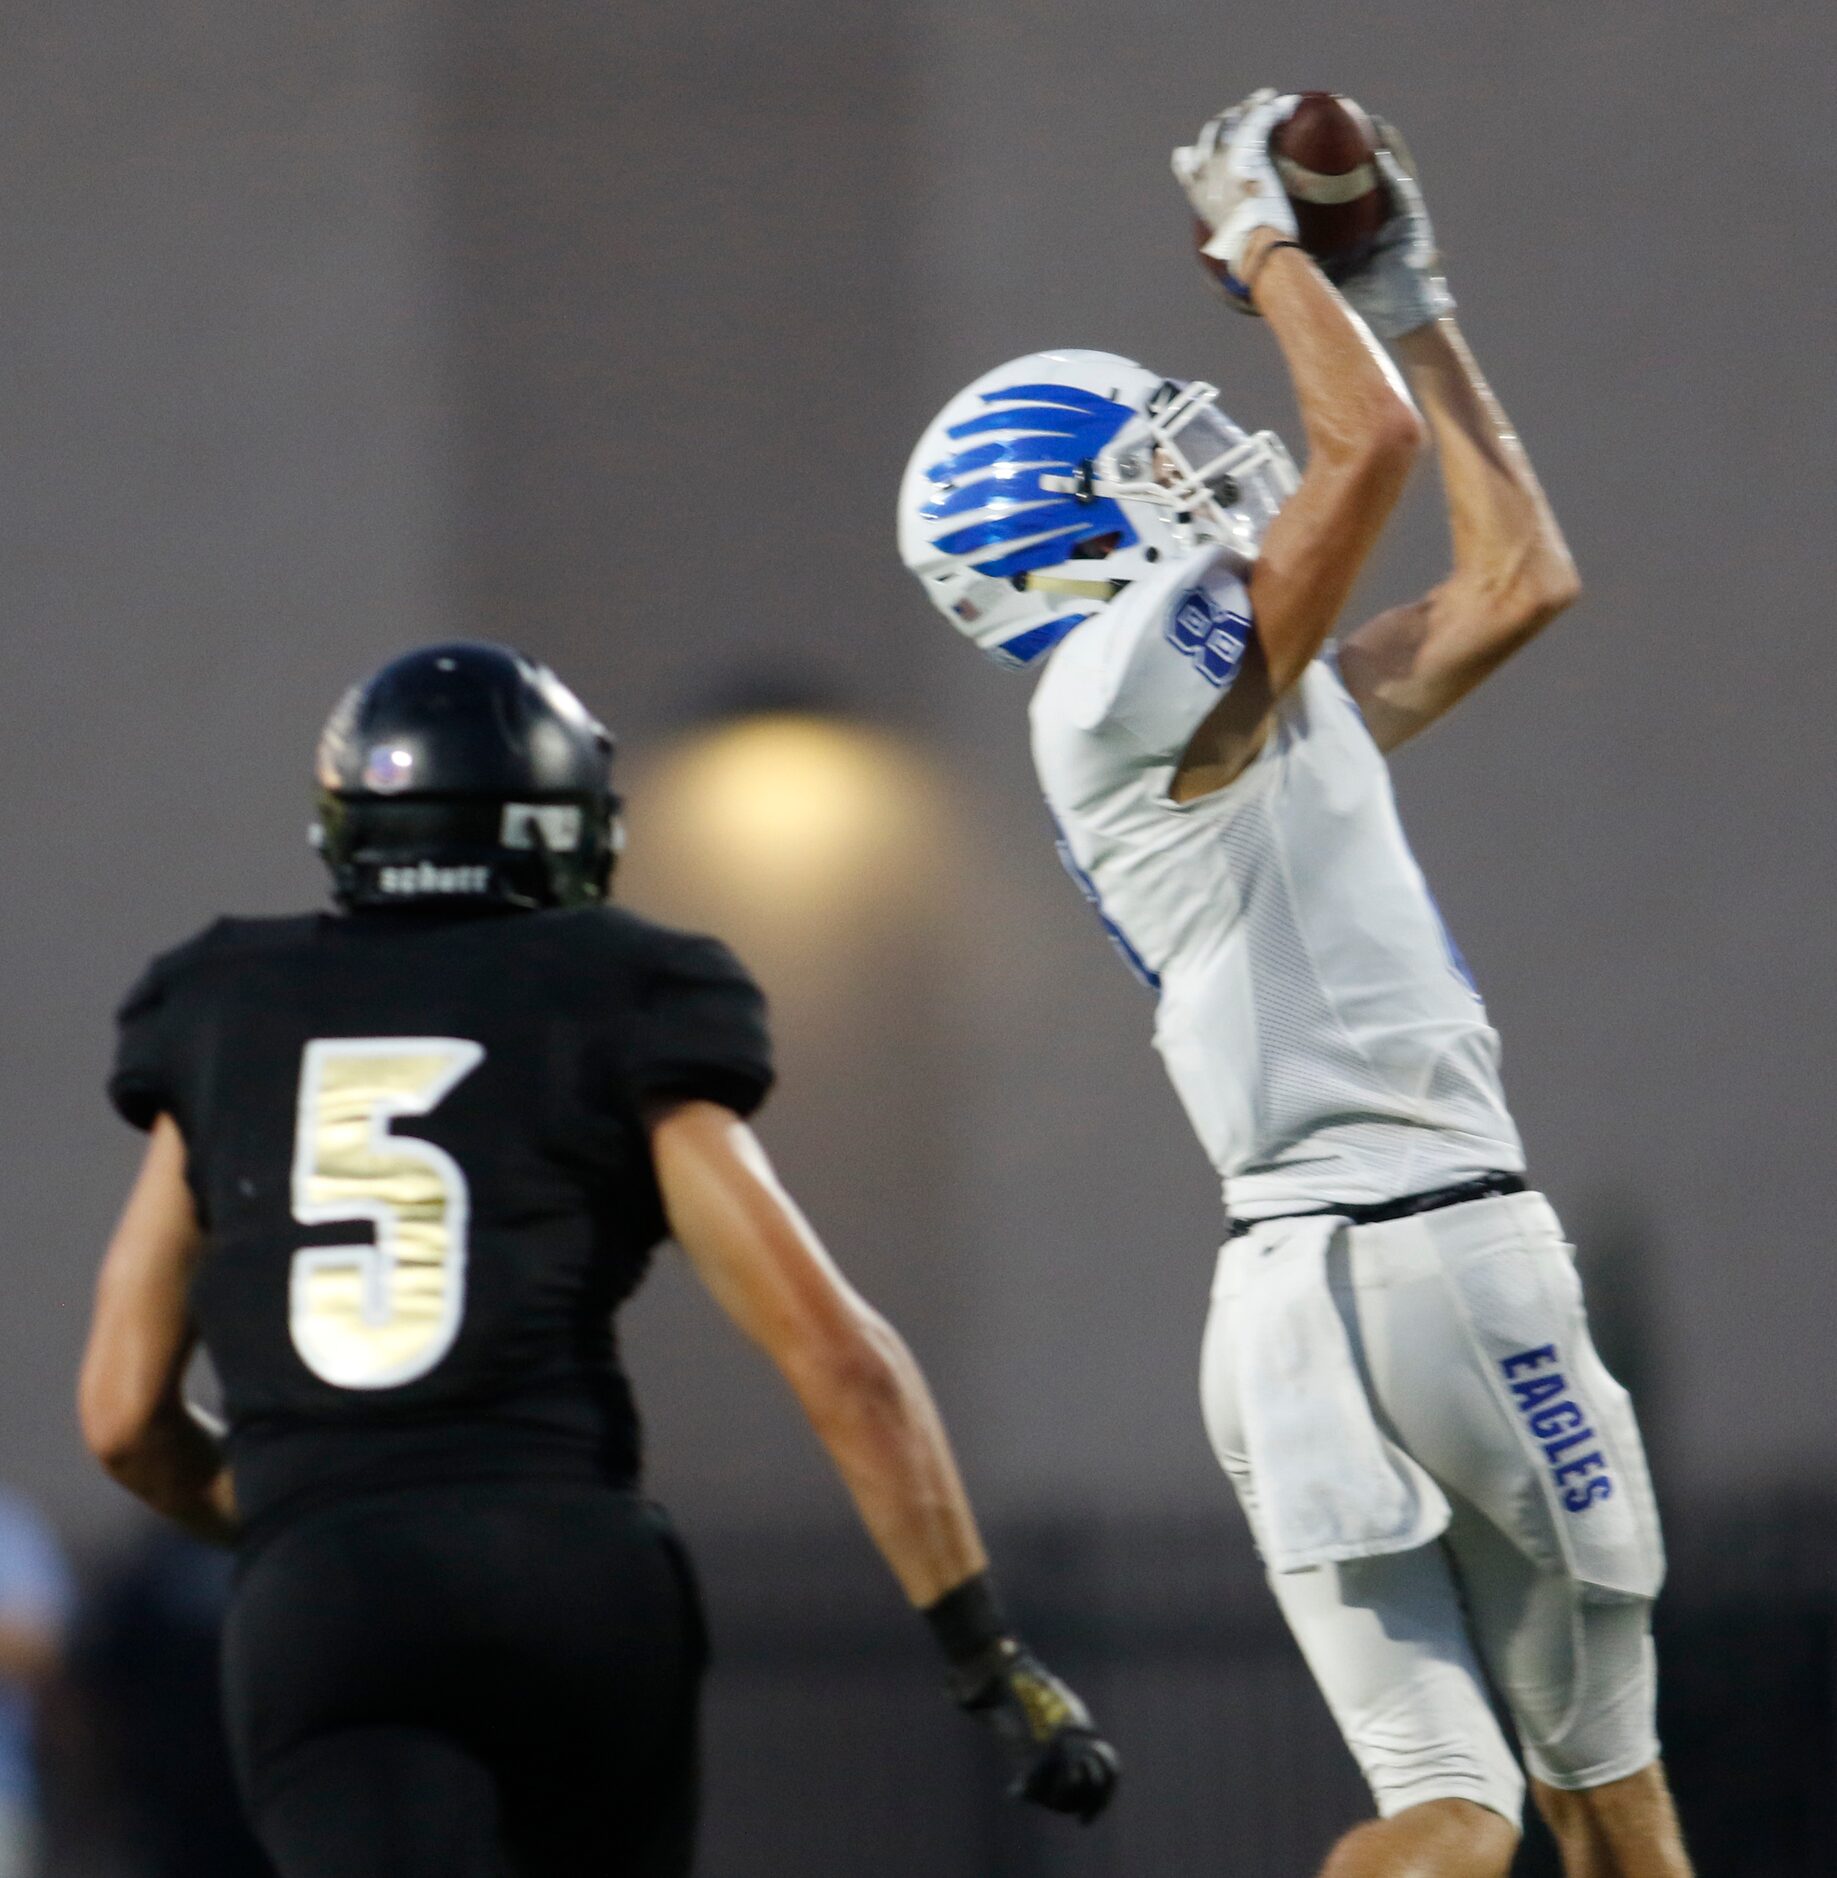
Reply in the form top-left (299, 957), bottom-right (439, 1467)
top-left (1029, 543), bottom-right (1525, 1217)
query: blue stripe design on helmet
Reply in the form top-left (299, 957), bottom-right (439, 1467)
top-left (994, 613), bottom-right (1090, 667)
top-left (926, 437), bottom-right (1074, 482)
top-left (918, 466), bottom-right (1067, 523)
top-left (925, 381), bottom-right (1139, 576)
top-left (946, 404), bottom-right (1109, 441)
top-left (997, 382), bottom-right (1125, 413)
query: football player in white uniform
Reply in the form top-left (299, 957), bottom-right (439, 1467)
top-left (899, 91), bottom-right (1694, 1878)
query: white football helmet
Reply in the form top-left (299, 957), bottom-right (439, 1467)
top-left (898, 349), bottom-right (1298, 668)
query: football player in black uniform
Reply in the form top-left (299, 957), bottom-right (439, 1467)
top-left (78, 644), bottom-right (1118, 1877)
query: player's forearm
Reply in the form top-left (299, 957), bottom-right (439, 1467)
top-left (1336, 319), bottom-right (1581, 747)
top-left (1252, 233), bottom-right (1424, 475)
top-left (1395, 316), bottom-right (1579, 616)
top-left (654, 1104), bottom-right (989, 1605)
top-left (1241, 234), bottom-right (1426, 694)
top-left (790, 1309), bottom-right (989, 1607)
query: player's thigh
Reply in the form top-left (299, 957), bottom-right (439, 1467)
top-left (254, 1725), bottom-right (506, 1878)
top-left (1200, 1254), bottom-right (1521, 1823)
top-left (502, 1722), bottom-right (697, 1878)
top-left (486, 1496), bottom-right (707, 1874)
top-left (498, 1689), bottom-right (698, 1878)
top-left (1360, 1195), bottom-right (1665, 1606)
top-left (1267, 1542), bottom-right (1526, 1825)
top-left (1356, 1199), bottom-right (1664, 1791)
top-left (1447, 1505), bottom-right (1659, 1794)
top-left (221, 1506), bottom-right (440, 1817)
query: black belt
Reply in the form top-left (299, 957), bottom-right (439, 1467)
top-left (1225, 1171), bottom-right (1527, 1240)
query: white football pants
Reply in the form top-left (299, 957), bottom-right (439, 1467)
top-left (1200, 1191), bottom-right (1665, 1825)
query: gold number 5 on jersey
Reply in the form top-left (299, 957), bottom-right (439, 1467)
top-left (289, 1037), bottom-right (484, 1389)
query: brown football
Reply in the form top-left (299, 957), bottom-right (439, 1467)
top-left (1271, 92), bottom-right (1389, 265)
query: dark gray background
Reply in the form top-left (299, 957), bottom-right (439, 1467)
top-left (5, 0), bottom-right (1832, 1567)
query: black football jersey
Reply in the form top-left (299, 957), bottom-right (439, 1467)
top-left (110, 903), bottom-right (773, 1533)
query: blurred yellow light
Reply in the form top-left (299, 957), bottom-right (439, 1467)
top-left (633, 714), bottom-right (944, 929)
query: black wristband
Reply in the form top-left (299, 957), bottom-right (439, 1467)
top-left (923, 1571), bottom-right (1010, 1667)
top-left (1244, 236), bottom-right (1305, 299)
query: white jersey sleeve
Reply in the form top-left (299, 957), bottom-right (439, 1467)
top-left (1049, 544), bottom-right (1255, 763)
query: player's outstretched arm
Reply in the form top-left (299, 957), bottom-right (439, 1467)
top-left (1335, 314), bottom-right (1581, 750)
top-left (650, 1098), bottom-right (1119, 1822)
top-left (78, 1115), bottom-right (237, 1546)
top-left (1171, 230), bottom-right (1425, 798)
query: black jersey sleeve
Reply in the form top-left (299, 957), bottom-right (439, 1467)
top-left (624, 931), bottom-right (774, 1119)
top-left (109, 954), bottom-right (179, 1131)
top-left (107, 923), bottom-right (231, 1131)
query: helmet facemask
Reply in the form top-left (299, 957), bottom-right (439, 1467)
top-left (1094, 379), bottom-right (1299, 560)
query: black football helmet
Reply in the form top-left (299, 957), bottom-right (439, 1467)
top-left (312, 643), bottom-right (622, 910)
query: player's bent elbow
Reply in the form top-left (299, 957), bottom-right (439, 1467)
top-left (1370, 408), bottom-right (1429, 502)
top-left (79, 1396), bottom-right (148, 1479)
top-left (1533, 557), bottom-right (1583, 622)
top-left (1500, 552), bottom-right (1582, 647)
top-left (1317, 396), bottom-right (1424, 472)
top-left (77, 1355), bottom-right (161, 1479)
top-left (1373, 395), bottom-right (1429, 464)
top-left (1334, 400), bottom-right (1426, 514)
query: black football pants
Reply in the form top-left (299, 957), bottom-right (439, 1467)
top-left (222, 1482), bottom-right (705, 1878)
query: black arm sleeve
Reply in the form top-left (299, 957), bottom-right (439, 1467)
top-left (624, 932), bottom-right (775, 1119)
top-left (108, 957), bottom-right (175, 1131)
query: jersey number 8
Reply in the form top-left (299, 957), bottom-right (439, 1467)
top-left (288, 1037), bottom-right (484, 1390)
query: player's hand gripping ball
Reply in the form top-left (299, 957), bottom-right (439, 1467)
top-left (1177, 89), bottom-right (1456, 334)
top-left (1330, 115), bottom-right (1457, 338)
top-left (1173, 88), bottom-right (1300, 309)
top-left (951, 1640), bottom-right (1121, 1823)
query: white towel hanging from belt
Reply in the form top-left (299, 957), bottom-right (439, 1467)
top-left (1235, 1214), bottom-right (1451, 1573)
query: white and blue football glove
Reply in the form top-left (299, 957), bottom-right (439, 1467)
top-left (1172, 89), bottom-right (1301, 310)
